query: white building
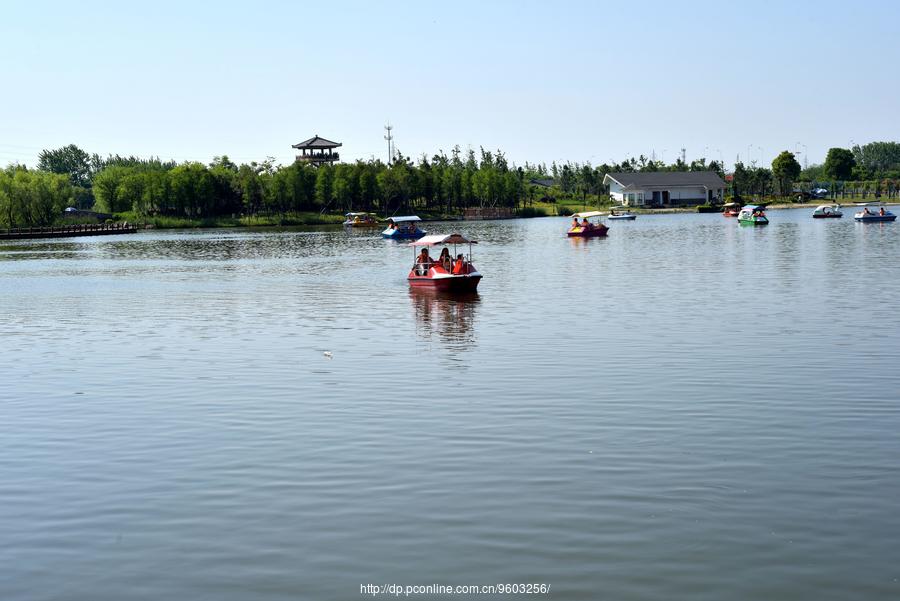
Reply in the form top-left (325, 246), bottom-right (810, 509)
top-left (603, 172), bottom-right (726, 207)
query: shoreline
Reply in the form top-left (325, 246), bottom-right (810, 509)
top-left (54, 201), bottom-right (899, 233)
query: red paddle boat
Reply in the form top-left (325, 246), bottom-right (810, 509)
top-left (723, 202), bottom-right (741, 217)
top-left (407, 234), bottom-right (482, 292)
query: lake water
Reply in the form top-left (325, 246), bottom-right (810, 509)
top-left (2, 210), bottom-right (899, 600)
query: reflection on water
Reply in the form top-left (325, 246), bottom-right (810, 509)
top-left (409, 288), bottom-right (480, 349)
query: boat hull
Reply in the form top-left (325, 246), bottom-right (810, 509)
top-left (408, 263), bottom-right (482, 292)
top-left (567, 226), bottom-right (609, 237)
top-left (408, 273), bottom-right (482, 292)
top-left (738, 217), bottom-right (768, 225)
top-left (607, 215), bottom-right (636, 220)
top-left (812, 214), bottom-right (842, 219)
top-left (854, 215), bottom-right (896, 222)
top-left (383, 229), bottom-right (426, 239)
top-left (409, 276), bottom-right (481, 292)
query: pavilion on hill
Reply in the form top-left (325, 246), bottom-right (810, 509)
top-left (292, 135), bottom-right (341, 166)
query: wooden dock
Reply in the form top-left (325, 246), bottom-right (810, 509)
top-left (0, 223), bottom-right (138, 241)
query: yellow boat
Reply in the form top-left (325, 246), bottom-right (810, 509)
top-left (342, 212), bottom-right (379, 227)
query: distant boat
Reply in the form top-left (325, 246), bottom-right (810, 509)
top-left (607, 209), bottom-right (636, 220)
top-left (723, 202), bottom-right (741, 217)
top-left (382, 216), bottom-right (426, 239)
top-left (738, 205), bottom-right (768, 225)
top-left (343, 212), bottom-right (379, 227)
top-left (567, 211), bottom-right (609, 237)
top-left (812, 204), bottom-right (842, 219)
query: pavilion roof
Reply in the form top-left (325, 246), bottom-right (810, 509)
top-left (292, 135), bottom-right (342, 149)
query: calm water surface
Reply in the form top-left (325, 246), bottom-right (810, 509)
top-left (2, 211), bottom-right (899, 600)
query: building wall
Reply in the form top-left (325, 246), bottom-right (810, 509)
top-left (622, 191), bottom-right (646, 206)
top-left (609, 181), bottom-right (625, 203)
top-left (668, 185), bottom-right (707, 206)
top-left (608, 180), bottom-right (724, 206)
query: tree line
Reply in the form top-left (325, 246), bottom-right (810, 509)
top-left (0, 167), bottom-right (73, 229)
top-left (731, 143), bottom-right (900, 199)
top-left (4, 140), bottom-right (900, 229)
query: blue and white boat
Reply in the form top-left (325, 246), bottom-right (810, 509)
top-left (853, 204), bottom-right (896, 222)
top-left (382, 216), bottom-right (426, 239)
top-left (607, 209), bottom-right (636, 220)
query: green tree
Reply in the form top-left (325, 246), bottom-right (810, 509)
top-left (0, 167), bottom-right (72, 228)
top-left (236, 164), bottom-right (263, 214)
top-left (558, 164), bottom-right (574, 193)
top-left (92, 165), bottom-right (131, 213)
top-left (169, 163), bottom-right (214, 217)
top-left (358, 162), bottom-right (379, 211)
top-left (0, 169), bottom-right (11, 227)
top-left (139, 170), bottom-right (169, 215)
top-left (852, 141), bottom-right (900, 175)
top-left (331, 163), bottom-right (359, 211)
top-left (37, 144), bottom-right (93, 187)
top-left (315, 165), bottom-right (335, 209)
top-left (731, 162), bottom-right (748, 199)
top-left (823, 147), bottom-right (856, 181)
top-left (116, 172), bottom-right (146, 212)
top-left (771, 151), bottom-right (801, 196)
top-left (576, 164), bottom-right (596, 206)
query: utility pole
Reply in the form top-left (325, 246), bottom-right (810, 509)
top-left (384, 123), bottom-right (394, 164)
top-left (681, 147), bottom-right (686, 164)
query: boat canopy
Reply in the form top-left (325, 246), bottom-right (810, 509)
top-left (723, 202), bottom-right (740, 207)
top-left (573, 211), bottom-right (605, 218)
top-left (741, 205), bottom-right (761, 211)
top-left (345, 212), bottom-right (375, 217)
top-left (387, 215), bottom-right (421, 223)
top-left (815, 204), bottom-right (840, 211)
top-left (408, 233), bottom-right (477, 246)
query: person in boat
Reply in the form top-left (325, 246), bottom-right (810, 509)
top-left (415, 248), bottom-right (432, 275)
top-left (438, 247), bottom-right (451, 271)
top-left (452, 253), bottom-right (466, 275)
top-left (582, 217), bottom-right (592, 230)
top-left (571, 216), bottom-right (580, 229)
top-left (863, 207), bottom-right (872, 215)
top-left (880, 207), bottom-right (886, 216)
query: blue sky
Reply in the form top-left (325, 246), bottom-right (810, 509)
top-left (1, 0), bottom-right (898, 170)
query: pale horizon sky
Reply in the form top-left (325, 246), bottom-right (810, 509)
top-left (2, 0), bottom-right (898, 172)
